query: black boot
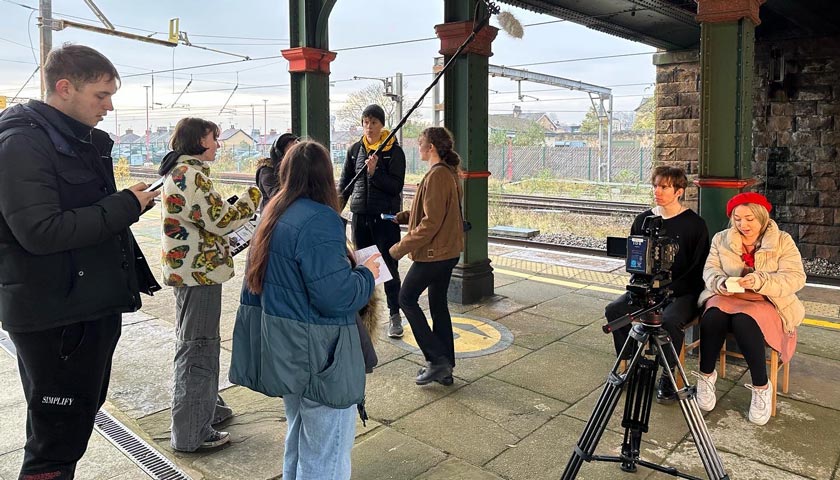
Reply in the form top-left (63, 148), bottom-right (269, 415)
top-left (417, 363), bottom-right (454, 386)
top-left (415, 361), bottom-right (453, 385)
top-left (656, 371), bottom-right (678, 405)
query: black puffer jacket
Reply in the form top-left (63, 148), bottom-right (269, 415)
top-left (0, 100), bottom-right (160, 333)
top-left (338, 139), bottom-right (405, 215)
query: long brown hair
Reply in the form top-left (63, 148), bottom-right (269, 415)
top-left (245, 141), bottom-right (340, 293)
top-left (421, 127), bottom-right (461, 170)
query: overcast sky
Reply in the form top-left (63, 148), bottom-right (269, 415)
top-left (0, 0), bottom-right (657, 134)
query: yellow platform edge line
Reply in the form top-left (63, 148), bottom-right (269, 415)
top-left (494, 267), bottom-right (839, 330)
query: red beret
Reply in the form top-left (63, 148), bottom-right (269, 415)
top-left (726, 192), bottom-right (772, 217)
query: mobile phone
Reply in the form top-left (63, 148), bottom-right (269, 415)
top-left (144, 177), bottom-right (165, 192)
top-left (380, 213), bottom-right (397, 221)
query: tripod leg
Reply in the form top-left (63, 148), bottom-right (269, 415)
top-left (655, 336), bottom-right (730, 480)
top-left (561, 332), bottom-right (648, 480)
top-left (619, 356), bottom-right (656, 472)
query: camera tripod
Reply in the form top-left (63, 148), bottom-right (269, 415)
top-left (561, 300), bottom-right (729, 480)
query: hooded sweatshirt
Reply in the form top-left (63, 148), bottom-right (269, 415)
top-left (158, 152), bottom-right (260, 286)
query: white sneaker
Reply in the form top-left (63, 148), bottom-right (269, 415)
top-left (692, 370), bottom-right (718, 411)
top-left (746, 380), bottom-right (773, 426)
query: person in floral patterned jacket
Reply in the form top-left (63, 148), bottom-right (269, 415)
top-left (157, 117), bottom-right (260, 452)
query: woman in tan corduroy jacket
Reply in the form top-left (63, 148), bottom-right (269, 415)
top-left (389, 127), bottom-right (464, 386)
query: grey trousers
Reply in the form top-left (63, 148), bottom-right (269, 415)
top-left (171, 284), bottom-right (225, 451)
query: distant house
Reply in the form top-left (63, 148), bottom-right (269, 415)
top-left (488, 106), bottom-right (556, 145)
top-left (330, 129), bottom-right (359, 161)
top-left (519, 112), bottom-right (559, 132)
top-left (110, 129), bottom-right (145, 165)
top-left (219, 126), bottom-right (255, 150)
top-left (488, 114), bottom-right (538, 136)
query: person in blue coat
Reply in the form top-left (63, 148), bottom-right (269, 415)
top-left (230, 140), bottom-right (380, 480)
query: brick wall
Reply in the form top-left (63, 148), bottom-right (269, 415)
top-left (653, 51), bottom-right (701, 210)
top-left (753, 36), bottom-right (840, 262)
top-left (653, 37), bottom-right (840, 262)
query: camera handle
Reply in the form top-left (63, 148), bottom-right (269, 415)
top-left (602, 300), bottom-right (665, 334)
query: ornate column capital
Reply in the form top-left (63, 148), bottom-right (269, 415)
top-left (695, 0), bottom-right (766, 25)
top-left (281, 47), bottom-right (337, 74)
top-left (434, 21), bottom-right (498, 57)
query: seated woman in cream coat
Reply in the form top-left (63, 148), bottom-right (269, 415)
top-left (694, 192), bottom-right (805, 426)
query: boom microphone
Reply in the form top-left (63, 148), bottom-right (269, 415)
top-left (497, 11), bottom-right (524, 39)
top-left (340, 0), bottom-right (523, 202)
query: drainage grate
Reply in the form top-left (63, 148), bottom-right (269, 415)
top-left (94, 410), bottom-right (192, 480)
top-left (1, 328), bottom-right (191, 480)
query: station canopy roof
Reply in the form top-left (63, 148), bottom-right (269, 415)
top-left (499, 0), bottom-right (840, 49)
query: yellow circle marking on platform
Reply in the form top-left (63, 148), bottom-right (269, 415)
top-left (402, 316), bottom-right (504, 354)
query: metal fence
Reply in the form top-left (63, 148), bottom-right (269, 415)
top-left (402, 142), bottom-right (654, 184)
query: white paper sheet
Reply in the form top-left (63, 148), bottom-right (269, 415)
top-left (354, 245), bottom-right (392, 286)
top-left (724, 277), bottom-right (745, 293)
top-left (228, 215), bottom-right (259, 257)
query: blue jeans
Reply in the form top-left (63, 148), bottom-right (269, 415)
top-left (282, 394), bottom-right (356, 480)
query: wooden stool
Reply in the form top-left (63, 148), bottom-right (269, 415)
top-left (719, 336), bottom-right (790, 416)
top-left (677, 316), bottom-right (701, 389)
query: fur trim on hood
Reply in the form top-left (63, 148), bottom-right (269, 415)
top-left (359, 288), bottom-right (384, 343)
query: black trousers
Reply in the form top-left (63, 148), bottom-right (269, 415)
top-left (606, 292), bottom-right (698, 368)
top-left (399, 257), bottom-right (459, 368)
top-left (9, 315), bottom-right (122, 480)
top-left (351, 212), bottom-right (402, 315)
top-left (700, 307), bottom-right (769, 386)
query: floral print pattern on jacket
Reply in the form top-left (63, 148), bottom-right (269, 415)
top-left (160, 155), bottom-right (260, 287)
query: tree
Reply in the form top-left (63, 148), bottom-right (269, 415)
top-left (402, 119), bottom-right (429, 140)
top-left (514, 122), bottom-right (548, 146)
top-left (488, 122), bottom-right (547, 146)
top-left (488, 129), bottom-right (509, 146)
top-left (579, 106), bottom-right (602, 133)
top-left (336, 84), bottom-right (398, 129)
top-left (632, 96), bottom-right (655, 131)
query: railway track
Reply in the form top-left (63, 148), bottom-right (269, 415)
top-left (128, 167), bottom-right (646, 217)
top-left (489, 193), bottom-right (646, 215)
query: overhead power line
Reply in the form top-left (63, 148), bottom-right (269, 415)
top-left (507, 51), bottom-right (656, 68)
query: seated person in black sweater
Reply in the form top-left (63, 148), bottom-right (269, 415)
top-left (606, 165), bottom-right (710, 404)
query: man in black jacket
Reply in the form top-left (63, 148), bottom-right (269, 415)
top-left (606, 166), bottom-right (710, 405)
top-left (0, 44), bottom-right (160, 480)
top-left (338, 105), bottom-right (406, 338)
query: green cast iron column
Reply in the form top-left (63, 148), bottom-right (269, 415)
top-left (698, 19), bottom-right (757, 232)
top-left (287, 0), bottom-right (335, 145)
top-left (443, 0), bottom-right (494, 304)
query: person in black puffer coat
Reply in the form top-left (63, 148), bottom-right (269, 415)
top-left (338, 105), bottom-right (406, 338)
top-left (0, 44), bottom-right (160, 480)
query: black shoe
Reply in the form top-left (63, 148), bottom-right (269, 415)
top-left (415, 362), bottom-right (453, 385)
top-left (417, 365), bottom-right (454, 386)
top-left (199, 429), bottom-right (230, 449)
top-left (172, 429), bottom-right (230, 452)
top-left (656, 374), bottom-right (678, 405)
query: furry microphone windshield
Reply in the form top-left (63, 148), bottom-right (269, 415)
top-left (497, 11), bottom-right (524, 38)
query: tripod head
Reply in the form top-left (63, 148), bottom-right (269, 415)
top-left (602, 282), bottom-right (673, 334)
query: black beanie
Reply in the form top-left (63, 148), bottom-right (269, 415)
top-left (362, 104), bottom-right (386, 125)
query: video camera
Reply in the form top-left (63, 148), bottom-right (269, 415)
top-left (604, 215), bottom-right (679, 332)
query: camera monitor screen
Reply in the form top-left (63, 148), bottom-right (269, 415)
top-left (626, 236), bottom-right (650, 275)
